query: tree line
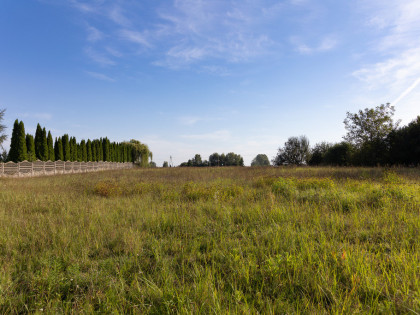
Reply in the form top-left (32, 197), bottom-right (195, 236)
top-left (272, 104), bottom-right (420, 166)
top-left (1, 104), bottom-right (418, 167)
top-left (178, 152), bottom-right (244, 167)
top-left (5, 119), bottom-right (151, 166)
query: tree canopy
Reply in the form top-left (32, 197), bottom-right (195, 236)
top-left (127, 139), bottom-right (151, 167)
top-left (8, 120), bottom-right (28, 162)
top-left (273, 136), bottom-right (310, 166)
top-left (343, 103), bottom-right (399, 148)
top-left (181, 152), bottom-right (244, 167)
top-left (0, 109), bottom-right (6, 150)
top-left (251, 154), bottom-right (270, 166)
top-left (3, 119), bottom-right (152, 164)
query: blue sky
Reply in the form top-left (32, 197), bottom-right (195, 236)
top-left (1, 0), bottom-right (419, 165)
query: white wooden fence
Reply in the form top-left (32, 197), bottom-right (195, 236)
top-left (0, 160), bottom-right (134, 177)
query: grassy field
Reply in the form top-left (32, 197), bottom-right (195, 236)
top-left (0, 167), bottom-right (419, 314)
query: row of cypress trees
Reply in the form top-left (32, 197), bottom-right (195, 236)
top-left (8, 120), bottom-right (137, 163)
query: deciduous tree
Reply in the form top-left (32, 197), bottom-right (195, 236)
top-left (0, 109), bottom-right (6, 150)
top-left (251, 154), bottom-right (270, 166)
top-left (344, 103), bottom-right (399, 148)
top-left (273, 136), bottom-right (310, 166)
top-left (308, 142), bottom-right (332, 166)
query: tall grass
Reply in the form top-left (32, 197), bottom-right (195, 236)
top-left (0, 167), bottom-right (419, 313)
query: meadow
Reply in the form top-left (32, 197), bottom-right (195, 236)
top-left (0, 167), bottom-right (419, 314)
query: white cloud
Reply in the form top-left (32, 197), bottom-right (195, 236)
top-left (85, 70), bottom-right (115, 82)
top-left (19, 112), bottom-right (53, 120)
top-left (64, 0), bottom-right (284, 70)
top-left (199, 65), bottom-right (230, 76)
top-left (351, 0), bottom-right (420, 123)
top-left (353, 48), bottom-right (420, 89)
top-left (292, 36), bottom-right (337, 55)
top-left (178, 116), bottom-right (202, 126)
top-left (181, 130), bottom-right (231, 141)
top-left (86, 25), bottom-right (103, 42)
top-left (34, 113), bottom-right (53, 120)
top-left (108, 5), bottom-right (131, 27)
top-left (85, 47), bottom-right (115, 66)
top-left (105, 46), bottom-right (123, 57)
top-left (119, 29), bottom-right (151, 48)
top-left (167, 46), bottom-right (207, 63)
top-left (353, 1), bottom-right (420, 91)
top-left (69, 0), bottom-right (97, 14)
top-left (393, 77), bottom-right (420, 106)
top-left (58, 0), bottom-right (333, 71)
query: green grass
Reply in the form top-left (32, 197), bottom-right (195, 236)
top-left (0, 167), bottom-right (419, 314)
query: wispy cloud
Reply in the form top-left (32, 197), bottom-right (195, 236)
top-left (85, 47), bottom-right (115, 66)
top-left (178, 116), bottom-right (202, 126)
top-left (52, 0), bottom-right (333, 72)
top-left (69, 0), bottom-right (96, 14)
top-left (292, 36), bottom-right (337, 55)
top-left (60, 0), bottom-right (290, 71)
top-left (86, 25), bottom-right (103, 42)
top-left (85, 70), bottom-right (115, 82)
top-left (119, 29), bottom-right (151, 48)
top-left (181, 130), bottom-right (231, 141)
top-left (20, 112), bottom-right (53, 120)
top-left (353, 0), bottom-right (420, 92)
top-left (393, 77), bottom-right (420, 106)
top-left (199, 65), bottom-right (231, 76)
top-left (108, 5), bottom-right (131, 27)
top-left (353, 48), bottom-right (420, 89)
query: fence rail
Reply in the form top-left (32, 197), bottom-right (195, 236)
top-left (0, 160), bottom-right (134, 177)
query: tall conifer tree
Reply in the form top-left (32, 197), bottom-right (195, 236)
top-left (26, 134), bottom-right (36, 161)
top-left (73, 138), bottom-right (78, 161)
top-left (86, 139), bottom-right (92, 162)
top-left (99, 140), bottom-right (103, 161)
top-left (47, 131), bottom-right (54, 161)
top-left (18, 121), bottom-right (28, 161)
top-left (103, 138), bottom-right (110, 161)
top-left (62, 134), bottom-right (70, 161)
top-left (55, 137), bottom-right (64, 161)
top-left (69, 137), bottom-right (77, 161)
top-left (92, 140), bottom-right (97, 161)
top-left (34, 123), bottom-right (43, 160)
top-left (8, 119), bottom-right (19, 162)
top-left (77, 143), bottom-right (82, 161)
top-left (8, 120), bottom-right (28, 162)
top-left (39, 127), bottom-right (48, 161)
top-left (80, 140), bottom-right (87, 162)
